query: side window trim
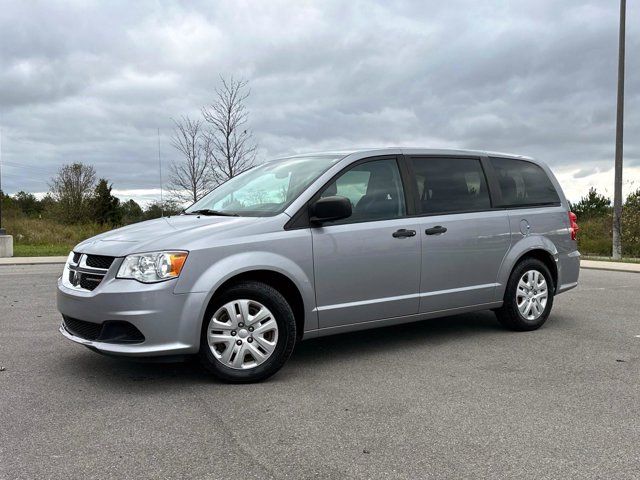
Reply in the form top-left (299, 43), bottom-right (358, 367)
top-left (284, 155), bottom-right (409, 230)
top-left (397, 154), bottom-right (419, 216)
top-left (403, 155), bottom-right (496, 217)
top-left (480, 155), bottom-right (502, 208)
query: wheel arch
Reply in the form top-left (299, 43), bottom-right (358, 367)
top-left (517, 249), bottom-right (558, 291)
top-left (497, 236), bottom-right (559, 300)
top-left (201, 269), bottom-right (307, 342)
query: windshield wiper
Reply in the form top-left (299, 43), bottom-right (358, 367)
top-left (186, 209), bottom-right (240, 217)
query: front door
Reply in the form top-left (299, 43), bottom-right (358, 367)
top-left (312, 157), bottom-right (421, 329)
top-left (406, 156), bottom-right (511, 313)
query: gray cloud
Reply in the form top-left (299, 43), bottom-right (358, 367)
top-left (1, 0), bottom-right (638, 202)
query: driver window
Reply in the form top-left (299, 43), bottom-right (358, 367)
top-left (319, 158), bottom-right (406, 223)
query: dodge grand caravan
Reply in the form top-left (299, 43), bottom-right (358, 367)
top-left (58, 148), bottom-right (580, 382)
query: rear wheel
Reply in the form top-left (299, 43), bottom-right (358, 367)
top-left (199, 281), bottom-right (296, 383)
top-left (496, 258), bottom-right (554, 331)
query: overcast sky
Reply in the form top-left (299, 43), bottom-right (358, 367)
top-left (1, 0), bottom-right (638, 204)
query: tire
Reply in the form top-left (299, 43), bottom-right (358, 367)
top-left (495, 258), bottom-right (555, 331)
top-left (198, 281), bottom-right (297, 383)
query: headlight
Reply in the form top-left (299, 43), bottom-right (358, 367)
top-left (117, 251), bottom-right (188, 283)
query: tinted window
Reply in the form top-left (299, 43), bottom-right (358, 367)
top-left (410, 157), bottom-right (491, 214)
top-left (490, 157), bottom-right (560, 206)
top-left (319, 158), bottom-right (406, 222)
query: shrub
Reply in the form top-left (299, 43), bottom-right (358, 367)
top-left (5, 216), bottom-right (110, 251)
top-left (577, 216), bottom-right (612, 256)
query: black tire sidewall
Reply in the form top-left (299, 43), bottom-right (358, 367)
top-left (501, 258), bottom-right (555, 330)
top-left (198, 281), bottom-right (296, 383)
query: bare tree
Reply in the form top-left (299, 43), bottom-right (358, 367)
top-left (168, 116), bottom-right (212, 203)
top-left (201, 76), bottom-right (257, 185)
top-left (49, 162), bottom-right (96, 223)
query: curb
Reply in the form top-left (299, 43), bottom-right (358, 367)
top-left (580, 262), bottom-right (640, 274)
top-left (0, 256), bottom-right (68, 266)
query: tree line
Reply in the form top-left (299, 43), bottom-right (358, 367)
top-left (1, 75), bottom-right (257, 228)
top-left (570, 186), bottom-right (640, 219)
top-left (570, 186), bottom-right (640, 257)
top-left (1, 164), bottom-right (181, 226)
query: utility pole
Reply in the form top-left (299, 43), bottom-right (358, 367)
top-left (612, 0), bottom-right (626, 260)
top-left (0, 124), bottom-right (4, 235)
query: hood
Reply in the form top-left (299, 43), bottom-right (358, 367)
top-left (74, 214), bottom-right (275, 257)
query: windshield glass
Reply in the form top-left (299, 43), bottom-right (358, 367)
top-left (184, 155), bottom-right (343, 216)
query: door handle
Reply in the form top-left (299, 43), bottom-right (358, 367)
top-left (425, 226), bottom-right (447, 235)
top-left (392, 229), bottom-right (416, 238)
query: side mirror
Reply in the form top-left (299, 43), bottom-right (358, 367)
top-left (310, 196), bottom-right (352, 225)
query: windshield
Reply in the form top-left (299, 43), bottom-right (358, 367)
top-left (184, 155), bottom-right (343, 216)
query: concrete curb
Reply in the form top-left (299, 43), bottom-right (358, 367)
top-left (580, 259), bottom-right (640, 274)
top-left (0, 256), bottom-right (68, 265)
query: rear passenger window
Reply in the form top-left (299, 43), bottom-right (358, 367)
top-left (410, 157), bottom-right (491, 214)
top-left (490, 157), bottom-right (560, 206)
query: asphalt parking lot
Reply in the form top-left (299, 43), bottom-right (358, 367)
top-left (1, 264), bottom-right (639, 479)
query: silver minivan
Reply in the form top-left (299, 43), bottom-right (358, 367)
top-left (58, 148), bottom-right (580, 382)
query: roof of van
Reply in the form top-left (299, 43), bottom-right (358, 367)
top-left (288, 148), bottom-right (535, 161)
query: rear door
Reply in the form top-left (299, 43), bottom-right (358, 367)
top-left (311, 156), bottom-right (421, 329)
top-left (405, 156), bottom-right (511, 313)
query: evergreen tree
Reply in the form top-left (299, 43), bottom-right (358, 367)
top-left (570, 188), bottom-right (611, 219)
top-left (624, 188), bottom-right (640, 210)
top-left (144, 200), bottom-right (182, 220)
top-left (91, 178), bottom-right (121, 225)
top-left (120, 199), bottom-right (144, 224)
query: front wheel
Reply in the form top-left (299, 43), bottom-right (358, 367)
top-left (496, 258), bottom-right (555, 331)
top-left (199, 281), bottom-right (297, 383)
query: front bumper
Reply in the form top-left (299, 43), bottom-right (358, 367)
top-left (57, 273), bottom-right (207, 357)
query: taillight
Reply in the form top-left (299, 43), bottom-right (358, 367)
top-left (568, 211), bottom-right (579, 241)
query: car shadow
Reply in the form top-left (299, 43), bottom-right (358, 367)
top-left (291, 310), bottom-right (504, 366)
top-left (57, 310), bottom-right (506, 387)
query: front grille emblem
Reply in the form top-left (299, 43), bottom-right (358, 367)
top-left (66, 253), bottom-right (112, 291)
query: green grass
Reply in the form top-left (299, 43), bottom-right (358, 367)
top-left (4, 215), bottom-right (110, 257)
top-left (13, 244), bottom-right (72, 257)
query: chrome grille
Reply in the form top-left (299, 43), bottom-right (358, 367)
top-left (65, 253), bottom-right (114, 291)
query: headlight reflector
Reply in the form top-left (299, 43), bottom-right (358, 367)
top-left (117, 251), bottom-right (188, 283)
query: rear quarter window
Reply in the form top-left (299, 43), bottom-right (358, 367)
top-left (489, 157), bottom-right (560, 207)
